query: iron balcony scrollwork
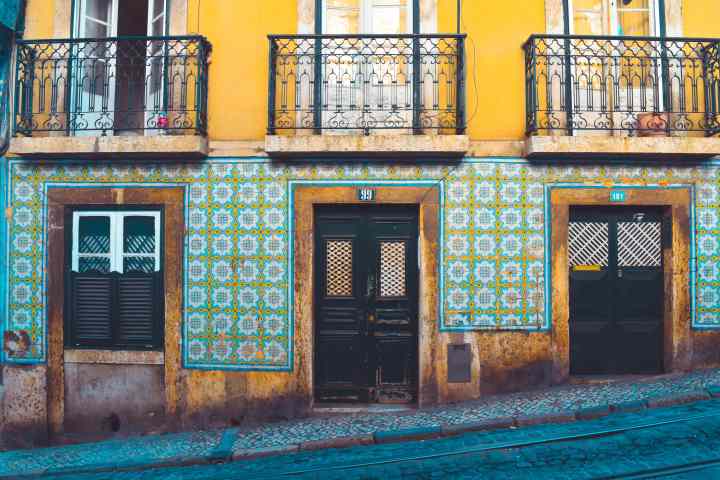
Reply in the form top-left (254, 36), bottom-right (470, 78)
top-left (14, 35), bottom-right (211, 136)
top-left (524, 34), bottom-right (720, 136)
top-left (267, 34), bottom-right (466, 135)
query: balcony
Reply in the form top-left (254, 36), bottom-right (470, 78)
top-left (10, 36), bottom-right (211, 159)
top-left (265, 34), bottom-right (469, 158)
top-left (524, 34), bottom-right (720, 159)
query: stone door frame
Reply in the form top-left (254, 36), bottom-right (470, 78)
top-left (291, 182), bottom-right (441, 407)
top-left (46, 186), bottom-right (185, 437)
top-left (548, 185), bottom-right (693, 382)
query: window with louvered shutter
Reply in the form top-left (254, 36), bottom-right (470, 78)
top-left (67, 210), bottom-right (163, 350)
top-left (71, 275), bottom-right (113, 345)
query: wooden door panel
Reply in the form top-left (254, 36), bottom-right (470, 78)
top-left (315, 335), bottom-right (366, 385)
top-left (375, 308), bottom-right (411, 326)
top-left (569, 206), bottom-right (664, 375)
top-left (317, 307), bottom-right (360, 329)
top-left (375, 334), bottom-right (415, 403)
top-left (569, 270), bottom-right (612, 321)
top-left (315, 209), bottom-right (367, 402)
top-left (367, 209), bottom-right (418, 402)
top-left (314, 205), bottom-right (418, 403)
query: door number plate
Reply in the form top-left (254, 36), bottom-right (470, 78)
top-left (358, 187), bottom-right (376, 201)
top-left (610, 190), bottom-right (626, 202)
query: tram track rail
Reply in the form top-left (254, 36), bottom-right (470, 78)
top-left (245, 410), bottom-right (720, 479)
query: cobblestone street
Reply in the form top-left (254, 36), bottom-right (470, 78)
top-left (38, 396), bottom-right (720, 479)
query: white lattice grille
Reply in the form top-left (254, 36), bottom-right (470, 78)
top-left (326, 240), bottom-right (353, 296)
top-left (618, 222), bottom-right (662, 267)
top-left (380, 241), bottom-right (406, 297)
top-left (568, 222), bottom-right (609, 267)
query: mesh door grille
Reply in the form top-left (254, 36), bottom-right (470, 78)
top-left (618, 221), bottom-right (662, 267)
top-left (380, 241), bottom-right (407, 297)
top-left (568, 222), bottom-right (609, 267)
top-left (326, 240), bottom-right (353, 296)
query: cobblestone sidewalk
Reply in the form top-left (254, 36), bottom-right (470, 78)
top-left (3, 368), bottom-right (720, 478)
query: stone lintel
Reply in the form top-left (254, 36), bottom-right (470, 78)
top-left (525, 136), bottom-right (720, 160)
top-left (265, 134), bottom-right (469, 159)
top-left (8, 135), bottom-right (209, 159)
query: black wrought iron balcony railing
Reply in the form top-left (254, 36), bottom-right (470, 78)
top-left (524, 34), bottom-right (720, 137)
top-left (14, 35), bottom-right (210, 136)
top-left (268, 34), bottom-right (466, 135)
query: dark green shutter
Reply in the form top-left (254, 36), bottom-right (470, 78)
top-left (70, 273), bottom-right (113, 346)
top-left (116, 273), bottom-right (162, 348)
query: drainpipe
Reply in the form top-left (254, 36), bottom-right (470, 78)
top-left (0, 28), bottom-right (9, 378)
top-left (0, 29), bottom-right (13, 157)
top-left (457, 0), bottom-right (461, 34)
top-left (0, 0), bottom-right (24, 156)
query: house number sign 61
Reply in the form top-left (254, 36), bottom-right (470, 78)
top-left (358, 187), bottom-right (376, 201)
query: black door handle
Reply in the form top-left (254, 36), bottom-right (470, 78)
top-left (366, 272), bottom-right (376, 301)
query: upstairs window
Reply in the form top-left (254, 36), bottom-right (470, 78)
top-left (66, 210), bottom-right (163, 350)
top-left (570, 0), bottom-right (659, 36)
top-left (323, 0), bottom-right (413, 34)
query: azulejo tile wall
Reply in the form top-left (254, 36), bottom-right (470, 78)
top-left (4, 158), bottom-right (719, 369)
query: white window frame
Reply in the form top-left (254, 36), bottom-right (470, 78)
top-left (568, 0), bottom-right (661, 36)
top-left (322, 0), bottom-right (414, 34)
top-left (74, 0), bottom-right (119, 38)
top-left (72, 211), bottom-right (161, 274)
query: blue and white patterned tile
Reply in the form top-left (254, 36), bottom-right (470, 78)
top-left (5, 158), bottom-right (720, 366)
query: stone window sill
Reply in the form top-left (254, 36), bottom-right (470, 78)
top-left (8, 135), bottom-right (208, 159)
top-left (525, 135), bottom-right (720, 160)
top-left (64, 349), bottom-right (164, 365)
top-left (265, 134), bottom-right (469, 159)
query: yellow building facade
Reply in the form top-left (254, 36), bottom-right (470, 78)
top-left (2, 0), bottom-right (720, 446)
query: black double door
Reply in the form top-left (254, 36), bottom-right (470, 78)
top-left (569, 206), bottom-right (665, 375)
top-left (314, 205), bottom-right (419, 403)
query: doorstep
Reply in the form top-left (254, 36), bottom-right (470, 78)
top-left (313, 403), bottom-right (416, 415)
top-left (569, 372), bottom-right (683, 386)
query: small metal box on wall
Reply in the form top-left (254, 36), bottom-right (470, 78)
top-left (447, 343), bottom-right (472, 383)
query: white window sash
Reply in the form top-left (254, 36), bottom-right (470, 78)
top-left (568, 0), bottom-right (660, 36)
top-left (72, 211), bottom-right (161, 274)
top-left (322, 0), bottom-right (413, 34)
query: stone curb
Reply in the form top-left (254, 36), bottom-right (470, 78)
top-left (231, 444), bottom-right (300, 461)
top-left (576, 405), bottom-right (612, 420)
top-left (516, 411), bottom-right (577, 427)
top-left (373, 425), bottom-right (443, 444)
top-left (610, 400), bottom-right (648, 414)
top-left (646, 389), bottom-right (711, 409)
top-left (299, 434), bottom-right (374, 451)
top-left (441, 416), bottom-right (515, 437)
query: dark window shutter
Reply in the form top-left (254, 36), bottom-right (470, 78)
top-left (70, 273), bottom-right (113, 346)
top-left (116, 273), bottom-right (162, 348)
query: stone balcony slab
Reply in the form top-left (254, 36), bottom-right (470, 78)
top-left (8, 135), bottom-right (209, 159)
top-left (265, 134), bottom-right (469, 159)
top-left (525, 135), bottom-right (720, 160)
